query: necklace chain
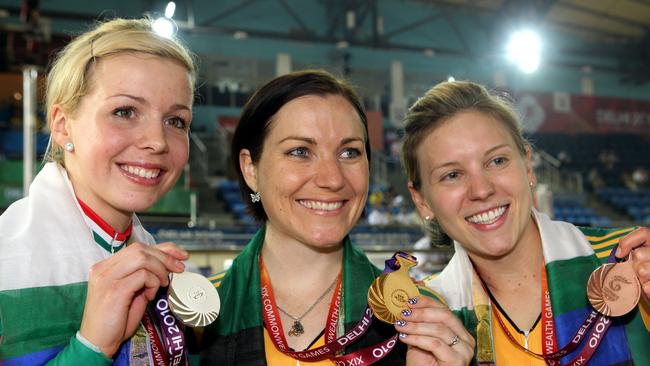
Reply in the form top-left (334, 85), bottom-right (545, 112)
top-left (276, 273), bottom-right (338, 322)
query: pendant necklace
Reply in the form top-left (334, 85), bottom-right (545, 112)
top-left (276, 274), bottom-right (339, 336)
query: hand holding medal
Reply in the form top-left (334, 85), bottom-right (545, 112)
top-left (371, 252), bottom-right (476, 365)
top-left (589, 228), bottom-right (650, 317)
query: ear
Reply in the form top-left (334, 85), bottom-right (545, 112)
top-left (50, 104), bottom-right (72, 147)
top-left (407, 181), bottom-right (434, 220)
top-left (239, 148), bottom-right (258, 192)
top-left (525, 147), bottom-right (537, 187)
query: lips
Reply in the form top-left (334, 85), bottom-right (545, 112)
top-left (298, 199), bottom-right (344, 211)
top-left (119, 164), bottom-right (162, 179)
top-left (466, 205), bottom-right (507, 225)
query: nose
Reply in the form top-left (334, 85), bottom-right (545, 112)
top-left (467, 171), bottom-right (495, 201)
top-left (314, 156), bottom-right (345, 191)
top-left (138, 121), bottom-right (168, 153)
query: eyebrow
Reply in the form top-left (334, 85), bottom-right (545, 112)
top-left (278, 136), bottom-right (365, 145)
top-left (429, 143), bottom-right (512, 173)
top-left (109, 93), bottom-right (191, 112)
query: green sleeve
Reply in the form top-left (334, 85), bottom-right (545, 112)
top-left (45, 335), bottom-right (112, 366)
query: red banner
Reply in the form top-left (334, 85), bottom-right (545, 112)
top-left (515, 92), bottom-right (650, 136)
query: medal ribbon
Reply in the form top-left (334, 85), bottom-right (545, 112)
top-left (259, 255), bottom-right (400, 364)
top-left (142, 311), bottom-right (169, 366)
top-left (151, 287), bottom-right (186, 366)
top-left (488, 253), bottom-right (619, 365)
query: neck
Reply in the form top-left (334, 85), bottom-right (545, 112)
top-left (261, 225), bottom-right (343, 283)
top-left (469, 217), bottom-right (544, 295)
top-left (68, 175), bottom-right (132, 232)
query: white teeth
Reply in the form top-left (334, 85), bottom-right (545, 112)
top-left (298, 200), bottom-right (343, 211)
top-left (120, 165), bottom-right (161, 179)
top-left (467, 206), bottom-right (506, 225)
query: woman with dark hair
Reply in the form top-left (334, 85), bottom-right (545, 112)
top-left (403, 80), bottom-right (650, 365)
top-left (198, 70), bottom-right (474, 365)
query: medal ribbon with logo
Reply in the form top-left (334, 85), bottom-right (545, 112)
top-left (488, 244), bottom-right (640, 365)
top-left (259, 252), bottom-right (413, 364)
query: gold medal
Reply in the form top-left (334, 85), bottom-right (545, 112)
top-left (587, 258), bottom-right (640, 317)
top-left (368, 252), bottom-right (419, 324)
top-left (168, 271), bottom-right (221, 327)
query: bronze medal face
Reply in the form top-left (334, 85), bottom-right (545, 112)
top-left (587, 261), bottom-right (640, 317)
top-left (168, 271), bottom-right (221, 327)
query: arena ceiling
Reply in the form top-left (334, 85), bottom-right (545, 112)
top-left (0, 0), bottom-right (649, 82)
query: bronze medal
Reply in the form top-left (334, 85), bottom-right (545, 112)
top-left (587, 259), bottom-right (640, 317)
top-left (168, 271), bottom-right (221, 327)
top-left (368, 252), bottom-right (419, 324)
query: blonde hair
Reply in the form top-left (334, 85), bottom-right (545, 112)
top-left (45, 17), bottom-right (197, 163)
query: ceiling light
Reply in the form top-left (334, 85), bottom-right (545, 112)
top-left (165, 2), bottom-right (176, 18)
top-left (153, 17), bottom-right (175, 38)
top-left (506, 29), bottom-right (541, 73)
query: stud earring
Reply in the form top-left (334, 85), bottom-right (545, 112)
top-left (250, 192), bottom-right (261, 203)
top-left (64, 142), bottom-right (74, 152)
top-left (529, 181), bottom-right (535, 188)
top-left (424, 215), bottom-right (432, 221)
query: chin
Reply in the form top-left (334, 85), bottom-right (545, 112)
top-left (306, 233), bottom-right (347, 250)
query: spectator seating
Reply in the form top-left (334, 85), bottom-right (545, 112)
top-left (0, 130), bottom-right (49, 158)
top-left (529, 133), bottom-right (650, 187)
top-left (597, 187), bottom-right (650, 223)
top-left (216, 178), bottom-right (254, 223)
top-left (553, 197), bottom-right (612, 227)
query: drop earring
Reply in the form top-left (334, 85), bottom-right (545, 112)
top-left (64, 142), bottom-right (74, 152)
top-left (250, 192), bottom-right (261, 203)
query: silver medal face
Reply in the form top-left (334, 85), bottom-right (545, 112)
top-left (168, 271), bottom-right (221, 327)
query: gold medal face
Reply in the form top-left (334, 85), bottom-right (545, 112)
top-left (367, 253), bottom-right (419, 324)
top-left (168, 271), bottom-right (221, 327)
top-left (368, 274), bottom-right (394, 323)
top-left (587, 261), bottom-right (640, 317)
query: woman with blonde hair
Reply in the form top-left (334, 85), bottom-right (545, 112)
top-left (0, 18), bottom-right (196, 365)
top-left (403, 80), bottom-right (650, 365)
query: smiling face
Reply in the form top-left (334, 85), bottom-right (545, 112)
top-left (409, 110), bottom-right (537, 261)
top-left (51, 53), bottom-right (193, 230)
top-left (240, 94), bottom-right (369, 250)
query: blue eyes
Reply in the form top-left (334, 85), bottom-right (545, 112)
top-left (287, 147), bottom-right (362, 159)
top-left (439, 156), bottom-right (509, 182)
top-left (113, 106), bottom-right (188, 130)
top-left (288, 147), bottom-right (309, 158)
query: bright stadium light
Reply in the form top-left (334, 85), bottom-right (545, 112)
top-left (153, 17), bottom-right (174, 38)
top-left (506, 29), bottom-right (541, 74)
top-left (165, 2), bottom-right (176, 18)
top-left (153, 2), bottom-right (177, 38)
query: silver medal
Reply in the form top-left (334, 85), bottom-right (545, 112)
top-left (168, 271), bottom-right (221, 327)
